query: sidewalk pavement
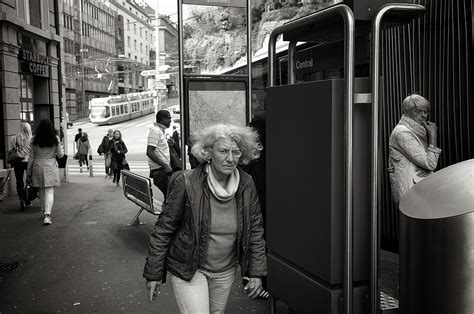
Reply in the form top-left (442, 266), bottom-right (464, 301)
top-left (0, 176), bottom-right (272, 313)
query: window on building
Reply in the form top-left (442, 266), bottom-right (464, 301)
top-left (20, 75), bottom-right (34, 123)
top-left (140, 43), bottom-right (142, 53)
top-left (145, 45), bottom-right (148, 52)
top-left (127, 19), bottom-right (129, 30)
top-left (134, 23), bottom-right (136, 34)
top-left (145, 30), bottom-right (147, 39)
top-left (128, 53), bottom-right (131, 59)
top-left (134, 39), bottom-right (136, 49)
top-left (49, 0), bottom-right (57, 34)
top-left (140, 27), bottom-right (142, 37)
top-left (26, 0), bottom-right (42, 28)
top-left (128, 36), bottom-right (130, 47)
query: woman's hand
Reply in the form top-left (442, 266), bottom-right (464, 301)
top-left (146, 280), bottom-right (161, 303)
top-left (422, 121), bottom-right (438, 145)
top-left (243, 277), bottom-right (263, 299)
top-left (423, 121), bottom-right (438, 135)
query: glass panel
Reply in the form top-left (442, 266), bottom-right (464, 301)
top-left (90, 106), bottom-right (106, 118)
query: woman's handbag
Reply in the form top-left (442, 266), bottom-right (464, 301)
top-left (122, 158), bottom-right (130, 171)
top-left (105, 154), bottom-right (112, 168)
top-left (6, 147), bottom-right (21, 166)
top-left (25, 184), bottom-right (38, 202)
top-left (56, 154), bottom-right (68, 168)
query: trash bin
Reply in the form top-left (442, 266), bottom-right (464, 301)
top-left (399, 159), bottom-right (474, 314)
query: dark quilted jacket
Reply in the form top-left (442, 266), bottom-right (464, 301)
top-left (143, 164), bottom-right (267, 282)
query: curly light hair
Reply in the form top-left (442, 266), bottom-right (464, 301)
top-left (402, 93), bottom-right (430, 113)
top-left (190, 124), bottom-right (262, 165)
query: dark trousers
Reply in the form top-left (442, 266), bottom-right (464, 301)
top-left (14, 161), bottom-right (28, 201)
top-left (150, 168), bottom-right (170, 201)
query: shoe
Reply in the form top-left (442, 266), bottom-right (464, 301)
top-left (257, 289), bottom-right (269, 300)
top-left (112, 178), bottom-right (116, 184)
top-left (43, 215), bottom-right (52, 225)
top-left (104, 175), bottom-right (109, 179)
top-left (25, 200), bottom-right (32, 208)
top-left (80, 167), bottom-right (83, 173)
top-left (20, 200), bottom-right (26, 210)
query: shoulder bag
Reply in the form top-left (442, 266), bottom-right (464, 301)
top-left (7, 137), bottom-right (23, 167)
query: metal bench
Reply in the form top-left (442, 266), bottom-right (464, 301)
top-left (121, 170), bottom-right (163, 226)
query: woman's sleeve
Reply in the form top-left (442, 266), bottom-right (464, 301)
top-left (27, 143), bottom-right (35, 176)
top-left (122, 142), bottom-right (128, 155)
top-left (395, 131), bottom-right (441, 171)
top-left (143, 173), bottom-right (186, 281)
top-left (246, 180), bottom-right (267, 278)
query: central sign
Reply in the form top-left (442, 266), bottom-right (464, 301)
top-left (183, 0), bottom-right (246, 8)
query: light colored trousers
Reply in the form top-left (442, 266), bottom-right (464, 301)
top-left (171, 267), bottom-right (236, 314)
top-left (39, 187), bottom-right (54, 215)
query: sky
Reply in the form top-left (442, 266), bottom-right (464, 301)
top-left (145, 0), bottom-right (178, 17)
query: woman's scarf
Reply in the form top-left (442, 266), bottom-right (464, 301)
top-left (206, 163), bottom-right (240, 202)
top-left (398, 114), bottom-right (428, 146)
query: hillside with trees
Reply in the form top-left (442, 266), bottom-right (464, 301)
top-left (183, 0), bottom-right (339, 74)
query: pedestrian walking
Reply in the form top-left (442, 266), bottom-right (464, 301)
top-left (10, 121), bottom-right (33, 210)
top-left (76, 132), bottom-right (91, 173)
top-left (27, 119), bottom-right (64, 225)
top-left (146, 110), bottom-right (172, 200)
top-left (388, 94), bottom-right (442, 204)
top-left (74, 128), bottom-right (83, 143)
top-left (110, 130), bottom-right (128, 186)
top-left (144, 124), bottom-right (267, 313)
top-left (98, 128), bottom-right (114, 178)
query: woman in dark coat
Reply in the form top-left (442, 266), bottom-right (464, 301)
top-left (144, 124), bottom-right (267, 313)
top-left (27, 119), bottom-right (64, 225)
top-left (110, 130), bottom-right (128, 186)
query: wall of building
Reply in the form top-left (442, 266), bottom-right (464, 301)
top-left (0, 0), bottom-right (62, 195)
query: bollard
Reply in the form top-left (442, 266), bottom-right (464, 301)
top-left (399, 159), bottom-right (474, 314)
top-left (89, 154), bottom-right (93, 177)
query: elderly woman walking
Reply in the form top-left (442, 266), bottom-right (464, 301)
top-left (144, 124), bottom-right (267, 313)
top-left (388, 94), bottom-right (442, 204)
top-left (10, 121), bottom-right (33, 209)
top-left (27, 119), bottom-right (64, 225)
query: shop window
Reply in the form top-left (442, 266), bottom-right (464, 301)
top-left (20, 75), bottom-right (34, 123)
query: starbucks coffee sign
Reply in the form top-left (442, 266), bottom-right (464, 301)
top-left (19, 49), bottom-right (51, 77)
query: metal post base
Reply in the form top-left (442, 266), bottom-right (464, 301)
top-left (129, 208), bottom-right (146, 226)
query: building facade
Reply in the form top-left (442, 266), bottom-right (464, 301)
top-left (105, 0), bottom-right (154, 95)
top-left (61, 0), bottom-right (117, 120)
top-left (0, 0), bottom-right (62, 172)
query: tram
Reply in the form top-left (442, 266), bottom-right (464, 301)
top-left (88, 91), bottom-right (155, 125)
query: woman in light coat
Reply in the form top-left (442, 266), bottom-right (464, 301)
top-left (27, 119), bottom-right (64, 225)
top-left (11, 121), bottom-right (32, 209)
top-left (388, 94), bottom-right (442, 204)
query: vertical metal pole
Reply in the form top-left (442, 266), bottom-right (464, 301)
top-left (78, 0), bottom-right (86, 118)
top-left (342, 8), bottom-right (355, 314)
top-left (288, 41), bottom-right (296, 84)
top-left (247, 0), bottom-right (252, 123)
top-left (155, 1), bottom-right (161, 111)
top-left (370, 5), bottom-right (425, 313)
top-left (178, 0), bottom-right (186, 169)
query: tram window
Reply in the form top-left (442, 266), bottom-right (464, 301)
top-left (90, 106), bottom-right (106, 118)
top-left (120, 105), bottom-right (124, 114)
top-left (124, 104), bottom-right (128, 113)
top-left (106, 107), bottom-right (110, 117)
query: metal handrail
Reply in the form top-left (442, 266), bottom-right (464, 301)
top-left (370, 4), bottom-right (426, 314)
top-left (268, 4), bottom-right (355, 313)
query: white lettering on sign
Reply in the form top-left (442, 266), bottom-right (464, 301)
top-left (29, 62), bottom-right (49, 75)
top-left (295, 58), bottom-right (314, 70)
top-left (21, 50), bottom-right (52, 65)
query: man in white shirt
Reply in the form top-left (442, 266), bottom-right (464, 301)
top-left (147, 110), bottom-right (173, 200)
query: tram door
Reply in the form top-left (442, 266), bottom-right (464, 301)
top-left (266, 78), bottom-right (371, 313)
